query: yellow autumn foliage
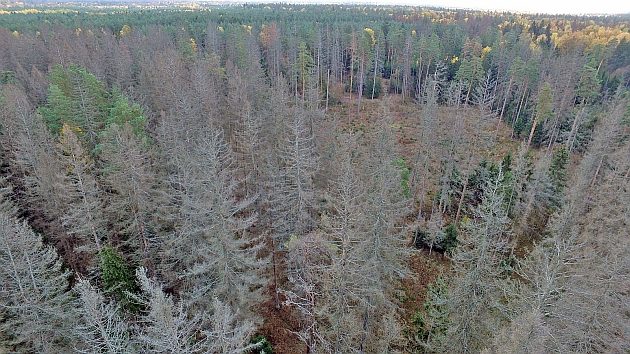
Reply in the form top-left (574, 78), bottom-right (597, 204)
top-left (119, 24), bottom-right (132, 37)
top-left (364, 27), bottom-right (376, 45)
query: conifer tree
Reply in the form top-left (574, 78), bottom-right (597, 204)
top-left (412, 277), bottom-right (449, 352)
top-left (99, 123), bottom-right (157, 265)
top-left (135, 268), bottom-right (259, 354)
top-left (472, 70), bottom-right (497, 121)
top-left (74, 279), bottom-right (131, 353)
top-left (41, 65), bottom-right (109, 144)
top-left (513, 153), bottom-right (556, 237)
top-left (59, 124), bottom-right (105, 255)
top-left (361, 111), bottom-right (410, 291)
top-left (356, 110), bottom-right (409, 352)
top-left (206, 297), bottom-right (260, 354)
top-left (286, 136), bottom-right (365, 352)
top-left (274, 108), bottom-right (317, 241)
top-left (0, 211), bottom-right (78, 352)
top-left (134, 267), bottom-right (207, 353)
top-left (161, 129), bottom-right (265, 315)
top-left (441, 168), bottom-right (511, 353)
top-left (1, 86), bottom-right (69, 221)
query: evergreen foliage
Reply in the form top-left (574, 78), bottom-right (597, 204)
top-left (99, 246), bottom-right (137, 309)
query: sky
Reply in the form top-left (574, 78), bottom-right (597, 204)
top-left (244, 0), bottom-right (630, 15)
top-left (390, 0), bottom-right (630, 15)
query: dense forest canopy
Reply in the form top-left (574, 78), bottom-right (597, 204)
top-left (0, 2), bottom-right (629, 353)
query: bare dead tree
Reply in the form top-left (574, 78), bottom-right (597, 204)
top-left (441, 168), bottom-right (512, 353)
top-left (0, 211), bottom-right (78, 352)
top-left (355, 109), bottom-right (410, 352)
top-left (160, 129), bottom-right (266, 317)
top-left (99, 123), bottom-right (159, 265)
top-left (74, 278), bottom-right (131, 353)
top-left (134, 267), bottom-right (208, 353)
top-left (59, 124), bottom-right (106, 257)
top-left (273, 108), bottom-right (317, 241)
top-left (206, 297), bottom-right (260, 354)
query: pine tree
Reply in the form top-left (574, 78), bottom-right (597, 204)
top-left (513, 153), bottom-right (556, 237)
top-left (40, 82), bottom-right (73, 134)
top-left (0, 86), bottom-right (84, 266)
top-left (412, 277), bottom-right (449, 352)
top-left (472, 70), bottom-right (497, 121)
top-left (361, 111), bottom-right (410, 291)
top-left (412, 74), bottom-right (439, 212)
top-left (1, 87), bottom-right (69, 220)
top-left (425, 210), bottom-right (446, 254)
top-left (282, 232), bottom-right (328, 352)
top-left (455, 56), bottom-right (484, 104)
top-left (0, 177), bottom-right (17, 217)
top-left (41, 65), bottom-right (109, 143)
top-left (548, 146), bottom-right (569, 203)
top-left (107, 88), bottom-right (148, 141)
top-left (98, 246), bottom-right (137, 309)
top-left (295, 42), bottom-right (315, 102)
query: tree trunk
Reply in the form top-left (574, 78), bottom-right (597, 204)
top-left (349, 52), bottom-right (354, 122)
top-left (566, 105), bottom-right (586, 153)
top-left (510, 83), bottom-right (526, 135)
top-left (271, 235), bottom-right (281, 310)
top-left (326, 69), bottom-right (330, 112)
top-left (340, 50), bottom-right (344, 88)
top-left (372, 46), bottom-right (378, 100)
top-left (316, 45), bottom-right (321, 93)
top-left (590, 156), bottom-right (604, 187)
top-left (527, 116), bottom-right (538, 148)
top-left (546, 112), bottom-right (561, 151)
top-left (416, 55), bottom-right (423, 99)
top-left (465, 81), bottom-right (473, 105)
top-left (416, 155), bottom-right (430, 221)
top-left (455, 178), bottom-right (469, 223)
top-left (511, 85), bottom-right (529, 138)
top-left (357, 56), bottom-right (364, 115)
top-left (500, 77), bottom-right (513, 120)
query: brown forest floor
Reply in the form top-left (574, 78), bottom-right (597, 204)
top-left (400, 250), bottom-right (451, 336)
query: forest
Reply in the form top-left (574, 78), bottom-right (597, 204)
top-left (0, 2), bottom-right (629, 353)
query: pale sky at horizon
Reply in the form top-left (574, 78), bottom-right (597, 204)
top-left (403, 0), bottom-right (629, 15)
top-left (247, 0), bottom-right (630, 15)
